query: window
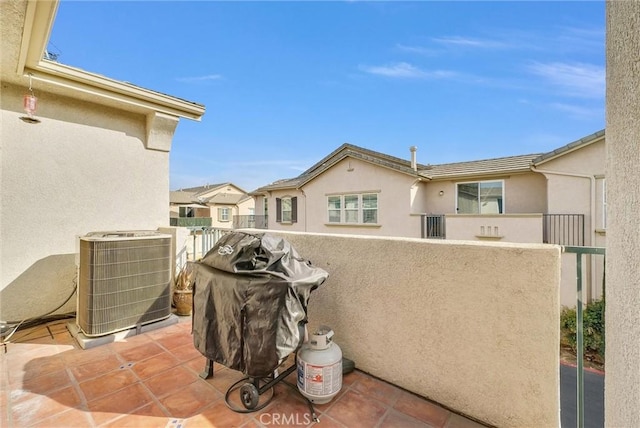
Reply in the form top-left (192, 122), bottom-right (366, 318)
top-left (179, 206), bottom-right (195, 218)
top-left (327, 193), bottom-right (378, 224)
top-left (276, 197), bottom-right (298, 223)
top-left (218, 207), bottom-right (230, 222)
top-left (456, 180), bottom-right (503, 214)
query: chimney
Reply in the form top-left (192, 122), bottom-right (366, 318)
top-left (410, 146), bottom-right (417, 171)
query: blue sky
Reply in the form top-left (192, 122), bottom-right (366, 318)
top-left (49, 1), bottom-right (605, 192)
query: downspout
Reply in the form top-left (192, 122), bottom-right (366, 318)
top-left (531, 165), bottom-right (597, 301)
top-left (300, 188), bottom-right (307, 232)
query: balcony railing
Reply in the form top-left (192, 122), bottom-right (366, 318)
top-left (170, 217), bottom-right (212, 227)
top-left (421, 214), bottom-right (446, 239)
top-left (543, 214), bottom-right (585, 246)
top-left (233, 215), bottom-right (268, 229)
top-left (563, 246), bottom-right (606, 428)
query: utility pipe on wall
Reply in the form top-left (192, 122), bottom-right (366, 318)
top-left (531, 166), bottom-right (598, 302)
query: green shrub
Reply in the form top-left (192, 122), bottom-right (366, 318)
top-left (560, 299), bottom-right (605, 363)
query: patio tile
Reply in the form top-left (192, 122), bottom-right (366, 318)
top-left (310, 413), bottom-right (348, 427)
top-left (130, 351), bottom-right (180, 380)
top-left (143, 365), bottom-right (200, 398)
top-left (204, 367), bottom-right (247, 395)
top-left (258, 393), bottom-right (318, 428)
top-left (28, 406), bottom-right (95, 428)
top-left (8, 354), bottom-right (66, 385)
top-left (11, 385), bottom-right (81, 426)
top-left (187, 399), bottom-right (250, 427)
top-left (351, 373), bottom-right (402, 406)
top-left (168, 342), bottom-right (203, 362)
top-left (380, 409), bottom-right (433, 428)
top-left (2, 317), bottom-right (488, 428)
top-left (78, 367), bottom-right (139, 402)
top-left (149, 330), bottom-right (192, 350)
top-left (86, 382), bottom-right (154, 426)
top-left (116, 341), bottom-right (164, 362)
top-left (326, 389), bottom-right (388, 427)
top-left (101, 402), bottom-right (170, 428)
top-left (157, 378), bottom-right (222, 418)
top-left (10, 368), bottom-right (71, 402)
top-left (183, 355), bottom-right (215, 375)
top-left (394, 390), bottom-right (451, 427)
top-left (69, 353), bottom-right (123, 383)
top-left (60, 344), bottom-right (115, 367)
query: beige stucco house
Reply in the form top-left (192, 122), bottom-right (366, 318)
top-left (251, 130), bottom-right (606, 305)
top-left (0, 0), bottom-right (205, 322)
top-left (169, 183), bottom-right (255, 229)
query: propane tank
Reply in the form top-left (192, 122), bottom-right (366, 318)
top-left (297, 325), bottom-right (342, 404)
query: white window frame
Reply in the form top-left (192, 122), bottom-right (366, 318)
top-left (456, 179), bottom-right (505, 214)
top-left (281, 197), bottom-right (292, 223)
top-left (218, 207), bottom-right (230, 222)
top-left (327, 193), bottom-right (378, 224)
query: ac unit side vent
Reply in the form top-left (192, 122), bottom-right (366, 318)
top-left (77, 232), bottom-right (172, 337)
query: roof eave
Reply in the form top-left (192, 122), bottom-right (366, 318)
top-left (532, 130), bottom-right (605, 166)
top-left (428, 167), bottom-right (534, 181)
top-left (18, 0), bottom-right (205, 121)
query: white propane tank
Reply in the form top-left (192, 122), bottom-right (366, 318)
top-left (297, 326), bottom-right (343, 404)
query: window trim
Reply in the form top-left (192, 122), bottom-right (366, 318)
top-left (218, 207), bottom-right (230, 222)
top-left (275, 196), bottom-right (297, 224)
top-left (455, 179), bottom-right (505, 214)
top-left (326, 193), bottom-right (379, 225)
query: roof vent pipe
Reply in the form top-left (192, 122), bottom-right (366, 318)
top-left (410, 146), bottom-right (417, 171)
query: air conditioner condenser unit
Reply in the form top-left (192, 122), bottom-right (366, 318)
top-left (77, 231), bottom-right (172, 337)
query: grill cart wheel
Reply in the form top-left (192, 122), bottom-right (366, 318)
top-left (240, 383), bottom-right (260, 410)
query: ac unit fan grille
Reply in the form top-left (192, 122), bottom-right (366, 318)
top-left (78, 235), bottom-right (172, 337)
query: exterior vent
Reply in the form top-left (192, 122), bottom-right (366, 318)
top-left (77, 231), bottom-right (172, 337)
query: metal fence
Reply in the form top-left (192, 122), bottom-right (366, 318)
top-left (562, 246), bottom-right (606, 428)
top-left (421, 214), bottom-right (446, 239)
top-left (233, 215), bottom-right (268, 229)
top-left (186, 227), bottom-right (232, 261)
top-left (543, 214), bottom-right (585, 246)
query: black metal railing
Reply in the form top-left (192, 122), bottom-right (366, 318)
top-left (169, 217), bottom-right (212, 227)
top-left (421, 214), bottom-right (446, 239)
top-left (233, 215), bottom-right (268, 229)
top-left (543, 214), bottom-right (585, 246)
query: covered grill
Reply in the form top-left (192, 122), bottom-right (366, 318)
top-left (191, 231), bottom-right (329, 379)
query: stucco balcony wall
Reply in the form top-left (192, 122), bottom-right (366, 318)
top-left (260, 230), bottom-right (560, 427)
top-left (445, 213), bottom-right (544, 243)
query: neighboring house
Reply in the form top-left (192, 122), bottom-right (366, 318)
top-left (170, 183), bottom-right (256, 229)
top-left (251, 130), bottom-right (606, 305)
top-left (0, 0), bottom-right (205, 322)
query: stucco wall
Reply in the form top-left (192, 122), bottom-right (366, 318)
top-left (445, 213), bottom-right (543, 243)
top-left (303, 157), bottom-right (422, 237)
top-left (1, 84), bottom-right (171, 321)
top-left (605, 2), bottom-right (640, 426)
top-left (424, 172), bottom-right (547, 215)
top-left (263, 230), bottom-right (561, 427)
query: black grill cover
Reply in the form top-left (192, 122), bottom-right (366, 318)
top-left (191, 231), bottom-right (328, 377)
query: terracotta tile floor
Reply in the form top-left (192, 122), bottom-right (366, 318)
top-left (1, 317), bottom-right (488, 427)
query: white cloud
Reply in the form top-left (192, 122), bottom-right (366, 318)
top-left (176, 74), bottom-right (222, 83)
top-left (359, 62), bottom-right (456, 79)
top-left (396, 44), bottom-right (438, 56)
top-left (431, 36), bottom-right (509, 49)
top-left (549, 102), bottom-right (603, 119)
top-left (527, 62), bottom-right (605, 99)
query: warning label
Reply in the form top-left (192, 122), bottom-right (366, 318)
top-left (297, 360), bottom-right (342, 396)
